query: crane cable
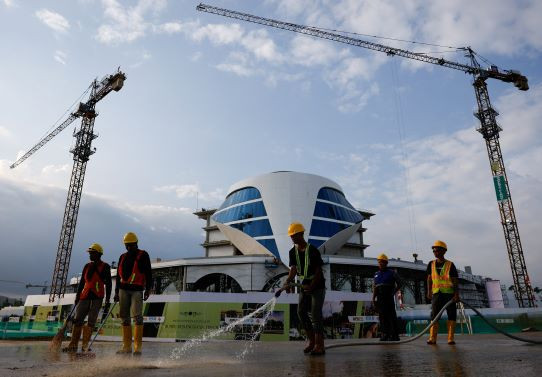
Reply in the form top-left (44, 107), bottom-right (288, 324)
top-left (326, 299), bottom-right (542, 349)
top-left (390, 59), bottom-right (418, 254)
top-left (35, 84), bottom-right (92, 142)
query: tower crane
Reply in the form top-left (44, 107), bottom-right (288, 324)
top-left (10, 69), bottom-right (126, 302)
top-left (196, 3), bottom-right (536, 307)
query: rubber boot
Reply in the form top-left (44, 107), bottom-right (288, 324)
top-left (116, 325), bottom-right (132, 354)
top-left (133, 324), bottom-right (143, 355)
top-left (303, 330), bottom-right (315, 354)
top-left (447, 320), bottom-right (456, 345)
top-left (310, 333), bottom-right (325, 356)
top-left (81, 325), bottom-right (93, 352)
top-left (427, 323), bottom-right (438, 345)
top-left (62, 325), bottom-right (82, 353)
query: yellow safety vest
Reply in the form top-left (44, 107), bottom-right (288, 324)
top-left (431, 260), bottom-right (454, 294)
top-left (295, 244), bottom-right (314, 281)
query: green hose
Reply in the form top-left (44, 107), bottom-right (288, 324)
top-left (325, 299), bottom-right (542, 349)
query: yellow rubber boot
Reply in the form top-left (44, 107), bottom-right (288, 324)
top-left (133, 325), bottom-right (144, 355)
top-left (116, 325), bottom-right (132, 354)
top-left (447, 320), bottom-right (456, 345)
top-left (427, 323), bottom-right (438, 345)
top-left (63, 325), bottom-right (82, 353)
top-left (81, 325), bottom-right (93, 352)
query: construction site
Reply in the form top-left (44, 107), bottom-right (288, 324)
top-left (1, 1), bottom-right (541, 376)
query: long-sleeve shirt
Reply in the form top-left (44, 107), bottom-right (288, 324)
top-left (115, 249), bottom-right (153, 293)
top-left (76, 261), bottom-right (112, 300)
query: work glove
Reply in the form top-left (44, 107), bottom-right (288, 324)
top-left (143, 290), bottom-right (150, 301)
top-left (113, 293), bottom-right (119, 302)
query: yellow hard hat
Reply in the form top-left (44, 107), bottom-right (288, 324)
top-left (377, 253), bottom-right (388, 261)
top-left (287, 222), bottom-right (305, 236)
top-left (432, 240), bottom-right (447, 250)
top-left (123, 232), bottom-right (138, 244)
top-left (87, 243), bottom-right (103, 254)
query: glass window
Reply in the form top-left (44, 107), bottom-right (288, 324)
top-left (213, 201), bottom-right (267, 223)
top-left (257, 239), bottom-right (279, 257)
top-left (317, 187), bottom-right (355, 210)
top-left (229, 219), bottom-right (273, 237)
top-left (308, 239), bottom-right (325, 248)
top-left (218, 187), bottom-right (261, 210)
top-left (309, 219), bottom-right (350, 238)
top-left (313, 201), bottom-right (363, 223)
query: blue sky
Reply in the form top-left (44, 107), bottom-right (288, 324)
top-left (1, 0), bottom-right (541, 299)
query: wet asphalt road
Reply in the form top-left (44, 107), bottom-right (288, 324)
top-left (1, 333), bottom-right (541, 377)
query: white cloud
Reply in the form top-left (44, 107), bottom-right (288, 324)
top-left (191, 23), bottom-right (244, 45)
top-left (289, 35), bottom-right (346, 67)
top-left (241, 29), bottom-right (284, 63)
top-left (154, 21), bottom-right (183, 34)
top-left (154, 183), bottom-right (224, 202)
top-left (35, 9), bottom-right (70, 33)
top-left (3, 0), bottom-right (16, 8)
top-left (54, 50), bottom-right (67, 65)
top-left (41, 163), bottom-right (70, 175)
top-left (0, 126), bottom-right (11, 139)
top-left (96, 0), bottom-right (167, 44)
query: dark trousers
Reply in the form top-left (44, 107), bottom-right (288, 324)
top-left (297, 288), bottom-right (325, 334)
top-left (431, 292), bottom-right (456, 321)
top-left (375, 294), bottom-right (399, 339)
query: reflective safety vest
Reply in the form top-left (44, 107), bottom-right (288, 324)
top-left (119, 250), bottom-right (146, 287)
top-left (80, 261), bottom-right (106, 300)
top-left (431, 260), bottom-right (454, 294)
top-left (295, 244), bottom-right (314, 281)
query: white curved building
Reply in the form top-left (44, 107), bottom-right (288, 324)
top-left (203, 171), bottom-right (372, 263)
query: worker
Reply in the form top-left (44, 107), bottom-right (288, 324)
top-left (372, 253), bottom-right (402, 341)
top-left (114, 232), bottom-right (152, 355)
top-left (426, 240), bottom-right (460, 345)
top-left (63, 243), bottom-right (112, 353)
top-left (281, 223), bottom-right (326, 355)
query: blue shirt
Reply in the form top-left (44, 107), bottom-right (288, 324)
top-left (374, 268), bottom-right (402, 296)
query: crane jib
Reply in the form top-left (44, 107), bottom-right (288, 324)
top-left (196, 3), bottom-right (528, 90)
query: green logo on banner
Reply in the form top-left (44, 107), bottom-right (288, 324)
top-left (493, 175), bottom-right (508, 202)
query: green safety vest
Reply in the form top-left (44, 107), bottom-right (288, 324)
top-left (295, 244), bottom-right (314, 280)
top-left (431, 260), bottom-right (454, 294)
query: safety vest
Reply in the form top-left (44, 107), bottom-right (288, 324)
top-left (431, 260), bottom-right (454, 294)
top-left (118, 250), bottom-right (146, 287)
top-left (295, 244), bottom-right (314, 281)
top-left (80, 261), bottom-right (106, 300)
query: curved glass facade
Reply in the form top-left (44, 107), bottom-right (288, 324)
top-left (218, 187), bottom-right (261, 210)
top-left (214, 187), bottom-right (278, 257)
top-left (317, 187), bottom-right (355, 209)
top-left (213, 201), bottom-right (267, 223)
top-left (309, 219), bottom-right (350, 238)
top-left (228, 219), bottom-right (273, 237)
top-left (309, 187), bottom-right (362, 245)
top-left (313, 201), bottom-right (363, 223)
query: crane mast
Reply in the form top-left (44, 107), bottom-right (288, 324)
top-left (11, 70), bottom-right (126, 302)
top-left (197, 3), bottom-right (536, 307)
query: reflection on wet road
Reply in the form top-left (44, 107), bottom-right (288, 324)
top-left (1, 333), bottom-right (541, 377)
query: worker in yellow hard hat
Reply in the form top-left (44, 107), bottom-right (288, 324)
top-left (63, 243), bottom-right (112, 353)
top-left (280, 222), bottom-right (326, 355)
top-left (114, 232), bottom-right (153, 355)
top-left (426, 240), bottom-right (460, 345)
top-left (372, 253), bottom-right (403, 341)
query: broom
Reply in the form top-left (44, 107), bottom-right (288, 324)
top-left (50, 303), bottom-right (78, 351)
